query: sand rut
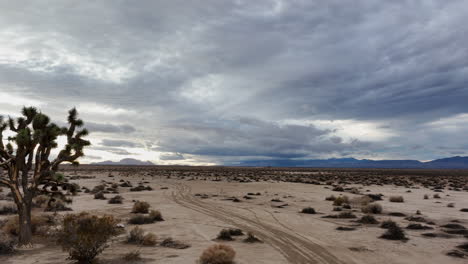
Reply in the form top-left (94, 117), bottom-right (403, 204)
top-left (169, 184), bottom-right (353, 264)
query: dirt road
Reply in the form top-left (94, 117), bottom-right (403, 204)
top-left (169, 183), bottom-right (354, 264)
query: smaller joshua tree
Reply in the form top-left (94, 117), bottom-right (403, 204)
top-left (0, 107), bottom-right (90, 246)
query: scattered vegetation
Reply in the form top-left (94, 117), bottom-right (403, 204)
top-left (380, 222), bottom-right (407, 241)
top-left (108, 195), bottom-right (124, 204)
top-left (243, 232), bottom-right (262, 243)
top-left (216, 229), bottom-right (233, 241)
top-left (358, 215), bottom-right (379, 224)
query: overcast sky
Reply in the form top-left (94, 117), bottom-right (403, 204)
top-left (1, 0), bottom-right (468, 165)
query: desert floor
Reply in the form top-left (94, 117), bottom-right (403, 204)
top-left (1, 167), bottom-right (468, 264)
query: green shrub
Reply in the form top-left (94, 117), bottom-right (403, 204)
top-left (57, 212), bottom-right (120, 263)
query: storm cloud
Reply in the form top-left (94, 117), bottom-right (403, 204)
top-left (1, 0), bottom-right (467, 164)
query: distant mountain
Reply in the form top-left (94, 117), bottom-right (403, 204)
top-left (92, 158), bottom-right (155, 166)
top-left (235, 156), bottom-right (468, 169)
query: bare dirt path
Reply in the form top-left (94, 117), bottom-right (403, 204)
top-left (168, 183), bottom-right (354, 264)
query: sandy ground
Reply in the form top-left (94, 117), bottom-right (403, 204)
top-left (1, 169), bottom-right (468, 264)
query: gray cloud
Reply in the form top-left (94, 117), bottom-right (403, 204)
top-left (86, 122), bottom-right (136, 134)
top-left (1, 1), bottom-right (467, 162)
top-left (100, 140), bottom-right (143, 148)
top-left (159, 153), bottom-right (185, 161)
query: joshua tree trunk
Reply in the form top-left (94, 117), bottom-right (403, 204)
top-left (18, 202), bottom-right (33, 246)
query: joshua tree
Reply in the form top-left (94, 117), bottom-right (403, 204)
top-left (0, 107), bottom-right (90, 246)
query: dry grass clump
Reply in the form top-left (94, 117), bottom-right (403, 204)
top-left (149, 210), bottom-right (163, 221)
top-left (300, 207), bottom-right (316, 214)
top-left (325, 195), bottom-right (336, 201)
top-left (127, 226), bottom-right (144, 244)
top-left (3, 214), bottom-right (50, 236)
top-left (389, 196), bottom-right (404, 203)
top-left (122, 250), bottom-right (141, 262)
top-left (160, 237), bottom-right (191, 249)
top-left (0, 231), bottom-right (15, 255)
top-left (380, 221), bottom-right (407, 241)
top-left (243, 232), bottom-right (262, 243)
top-left (333, 196), bottom-right (349, 206)
top-left (57, 212), bottom-right (120, 263)
top-left (108, 195), bottom-right (124, 204)
top-left (94, 191), bottom-right (106, 200)
top-left (33, 195), bottom-right (49, 207)
top-left (132, 201), bottom-right (150, 214)
top-left (142, 233), bottom-right (157, 246)
top-left (228, 228), bottom-right (243, 236)
top-left (361, 203), bottom-right (382, 214)
top-left (216, 229), bottom-right (233, 241)
top-left (0, 203), bottom-right (17, 215)
top-left (199, 244), bottom-right (236, 264)
top-left (358, 215), bottom-right (379, 224)
top-left (45, 199), bottom-right (72, 212)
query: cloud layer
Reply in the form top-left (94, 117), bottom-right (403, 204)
top-left (1, 0), bottom-right (467, 164)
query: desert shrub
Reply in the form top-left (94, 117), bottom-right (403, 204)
top-left (94, 191), bottom-right (106, 200)
top-left (441, 223), bottom-right (465, 229)
top-left (433, 194), bottom-right (441, 199)
top-left (336, 226), bottom-right (356, 231)
top-left (456, 242), bottom-right (468, 253)
top-left (122, 250), bottom-right (141, 262)
top-left (199, 244), bottom-right (236, 264)
top-left (358, 215), bottom-right (379, 224)
top-left (350, 196), bottom-right (372, 206)
top-left (160, 237), bottom-right (191, 249)
top-left (300, 207), bottom-right (316, 214)
top-left (333, 196), bottom-right (349, 206)
top-left (108, 195), bottom-right (124, 204)
top-left (128, 214), bottom-right (151, 225)
top-left (0, 203), bottom-right (17, 215)
top-left (461, 208), bottom-right (468, 212)
top-left (332, 186), bottom-right (344, 192)
top-left (338, 212), bottom-right (356, 218)
top-left (45, 199), bottom-right (72, 212)
top-left (406, 224), bottom-right (433, 230)
top-left (361, 203), bottom-right (382, 214)
top-left (142, 233), bottom-right (157, 246)
top-left (127, 226), bottom-right (144, 244)
top-left (132, 201), bottom-right (150, 214)
top-left (3, 214), bottom-right (49, 236)
top-left (388, 212), bottom-right (406, 217)
top-left (228, 228), bottom-right (243, 236)
top-left (447, 203), bottom-right (455, 208)
top-left (380, 223), bottom-right (407, 240)
top-left (216, 229), bottom-right (233, 241)
top-left (325, 195), bottom-right (336, 201)
top-left (33, 195), bottom-right (49, 207)
top-left (149, 210), bottom-right (164, 222)
top-left (389, 196), bottom-right (404, 203)
top-left (243, 232), bottom-right (262, 243)
top-left (0, 231), bottom-right (15, 255)
top-left (57, 212), bottom-right (119, 263)
top-left (423, 194), bottom-right (429, 200)
top-left (380, 220), bottom-right (396, 229)
top-left (333, 207), bottom-right (342, 211)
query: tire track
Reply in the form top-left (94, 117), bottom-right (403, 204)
top-left (168, 183), bottom-right (353, 264)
